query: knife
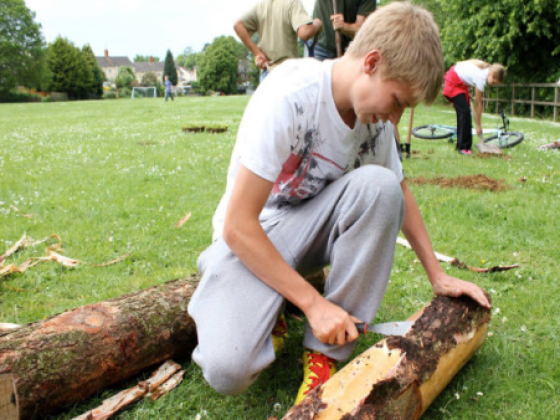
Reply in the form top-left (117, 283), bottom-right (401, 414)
top-left (355, 321), bottom-right (414, 336)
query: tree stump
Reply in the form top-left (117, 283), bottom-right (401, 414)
top-left (282, 295), bottom-right (491, 420)
top-left (0, 275), bottom-right (200, 420)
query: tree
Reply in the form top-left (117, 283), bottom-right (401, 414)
top-left (177, 49), bottom-right (205, 70)
top-left (82, 44), bottom-right (105, 98)
top-left (140, 71), bottom-right (161, 87)
top-left (133, 54), bottom-right (159, 62)
top-left (0, 0), bottom-right (45, 99)
top-left (47, 37), bottom-right (94, 99)
top-left (163, 49), bottom-right (178, 85)
top-left (198, 36), bottom-right (241, 95)
top-left (115, 66), bottom-right (136, 89)
top-left (439, 0), bottom-right (560, 82)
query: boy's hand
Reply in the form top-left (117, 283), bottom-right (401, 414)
top-left (431, 272), bottom-right (491, 309)
top-left (331, 13), bottom-right (345, 31)
top-left (254, 51), bottom-right (269, 70)
top-left (305, 296), bottom-right (361, 345)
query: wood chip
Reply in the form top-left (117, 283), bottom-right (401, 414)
top-left (396, 237), bottom-right (519, 273)
top-left (175, 211), bottom-right (192, 229)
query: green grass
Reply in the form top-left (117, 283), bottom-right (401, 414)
top-left (1, 97), bottom-right (559, 419)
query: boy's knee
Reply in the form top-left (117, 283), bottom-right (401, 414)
top-left (353, 165), bottom-right (402, 199)
top-left (198, 353), bottom-right (261, 395)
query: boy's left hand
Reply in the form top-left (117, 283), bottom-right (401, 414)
top-left (431, 272), bottom-right (491, 309)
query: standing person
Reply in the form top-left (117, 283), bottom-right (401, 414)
top-left (234, 0), bottom-right (323, 81)
top-left (442, 59), bottom-right (505, 155)
top-left (310, 0), bottom-right (376, 60)
top-left (164, 75), bottom-right (174, 102)
top-left (188, 1), bottom-right (491, 407)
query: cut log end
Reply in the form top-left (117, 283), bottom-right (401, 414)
top-left (283, 295), bottom-right (491, 420)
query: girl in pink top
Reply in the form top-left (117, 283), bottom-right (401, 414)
top-left (443, 60), bottom-right (505, 155)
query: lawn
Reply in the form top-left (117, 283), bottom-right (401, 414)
top-left (1, 96), bottom-right (559, 419)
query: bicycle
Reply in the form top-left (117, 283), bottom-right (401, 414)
top-left (411, 109), bottom-right (524, 149)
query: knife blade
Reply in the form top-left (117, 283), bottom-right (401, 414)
top-left (355, 321), bottom-right (414, 336)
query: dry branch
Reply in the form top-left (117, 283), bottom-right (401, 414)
top-left (396, 237), bottom-right (519, 273)
top-left (0, 274), bottom-right (200, 420)
top-left (282, 295), bottom-right (491, 419)
top-left (71, 360), bottom-right (183, 420)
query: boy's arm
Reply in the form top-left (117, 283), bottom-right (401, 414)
top-left (224, 165), bottom-right (361, 345)
top-left (399, 180), bottom-right (491, 308)
top-left (297, 18), bottom-right (323, 41)
top-left (331, 14), bottom-right (366, 39)
top-left (233, 20), bottom-right (268, 69)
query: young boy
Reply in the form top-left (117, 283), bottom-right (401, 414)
top-left (188, 1), bottom-right (491, 405)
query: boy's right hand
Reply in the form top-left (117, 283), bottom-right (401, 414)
top-left (305, 296), bottom-right (361, 346)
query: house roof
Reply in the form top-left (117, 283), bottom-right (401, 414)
top-left (96, 56), bottom-right (134, 68)
top-left (133, 61), bottom-right (166, 73)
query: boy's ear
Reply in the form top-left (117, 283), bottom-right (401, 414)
top-left (364, 50), bottom-right (383, 75)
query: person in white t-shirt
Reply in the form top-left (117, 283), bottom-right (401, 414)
top-left (188, 2), bottom-right (491, 406)
top-left (443, 59), bottom-right (505, 155)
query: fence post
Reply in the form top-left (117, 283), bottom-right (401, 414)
top-left (531, 86), bottom-right (535, 118)
top-left (511, 85), bottom-right (515, 116)
top-left (555, 85), bottom-right (559, 122)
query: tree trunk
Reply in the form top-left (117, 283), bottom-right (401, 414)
top-left (0, 274), bottom-right (200, 420)
top-left (282, 295), bottom-right (492, 420)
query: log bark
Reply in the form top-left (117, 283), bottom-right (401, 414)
top-left (282, 295), bottom-right (491, 420)
top-left (0, 274), bottom-right (200, 420)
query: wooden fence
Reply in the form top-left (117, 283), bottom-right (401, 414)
top-left (482, 83), bottom-right (560, 121)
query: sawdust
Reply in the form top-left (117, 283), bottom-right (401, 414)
top-left (407, 174), bottom-right (509, 192)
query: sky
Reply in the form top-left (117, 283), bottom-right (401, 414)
top-left (25, 0), bottom-right (316, 60)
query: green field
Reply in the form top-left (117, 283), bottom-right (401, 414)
top-left (1, 96), bottom-right (559, 419)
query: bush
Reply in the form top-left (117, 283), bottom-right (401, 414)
top-left (120, 87), bottom-right (132, 98)
top-left (0, 90), bottom-right (43, 103)
top-left (103, 92), bottom-right (117, 99)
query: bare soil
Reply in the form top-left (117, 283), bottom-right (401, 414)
top-left (474, 153), bottom-right (512, 160)
top-left (407, 174), bottom-right (510, 192)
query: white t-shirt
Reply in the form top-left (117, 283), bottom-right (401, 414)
top-left (454, 61), bottom-right (490, 92)
top-left (212, 58), bottom-right (403, 240)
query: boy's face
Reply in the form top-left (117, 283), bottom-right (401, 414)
top-left (351, 53), bottom-right (415, 126)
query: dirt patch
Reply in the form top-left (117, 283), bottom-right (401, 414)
top-left (407, 174), bottom-right (509, 192)
top-left (474, 153), bottom-right (512, 160)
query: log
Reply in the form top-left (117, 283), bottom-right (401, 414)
top-left (0, 274), bottom-right (200, 420)
top-left (282, 295), bottom-right (491, 420)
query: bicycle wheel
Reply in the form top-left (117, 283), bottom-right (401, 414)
top-left (412, 125), bottom-right (454, 140)
top-left (483, 131), bottom-right (524, 149)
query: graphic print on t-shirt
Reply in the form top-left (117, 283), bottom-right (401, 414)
top-left (268, 102), bottom-right (350, 210)
top-left (268, 104), bottom-right (386, 211)
top-left (354, 123), bottom-right (383, 169)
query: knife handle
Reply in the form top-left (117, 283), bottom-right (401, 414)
top-left (355, 322), bottom-right (367, 334)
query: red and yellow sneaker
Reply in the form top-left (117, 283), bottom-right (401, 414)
top-left (294, 349), bottom-right (337, 405)
top-left (272, 313), bottom-right (289, 355)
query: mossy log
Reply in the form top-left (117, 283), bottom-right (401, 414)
top-left (0, 274), bottom-right (200, 420)
top-left (282, 295), bottom-right (491, 420)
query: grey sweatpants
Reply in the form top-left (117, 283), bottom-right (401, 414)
top-left (188, 165), bottom-right (405, 395)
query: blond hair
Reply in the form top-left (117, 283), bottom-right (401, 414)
top-left (458, 60), bottom-right (506, 83)
top-left (346, 1), bottom-right (443, 105)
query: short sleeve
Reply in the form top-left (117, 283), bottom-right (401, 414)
top-left (357, 0), bottom-right (376, 16)
top-left (290, 0), bottom-right (313, 32)
top-left (239, 6), bottom-right (259, 33)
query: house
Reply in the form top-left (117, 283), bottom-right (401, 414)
top-left (132, 57), bottom-right (197, 89)
top-left (96, 50), bottom-right (134, 82)
top-left (95, 50), bottom-right (197, 89)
